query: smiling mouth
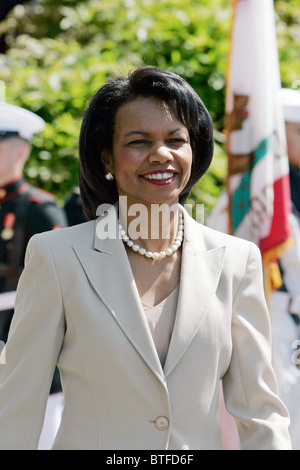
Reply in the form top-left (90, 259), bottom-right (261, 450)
top-left (141, 171), bottom-right (177, 184)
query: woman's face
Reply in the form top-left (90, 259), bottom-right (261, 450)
top-left (106, 97), bottom-right (193, 207)
top-left (286, 121), bottom-right (300, 167)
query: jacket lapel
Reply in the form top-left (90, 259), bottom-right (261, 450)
top-left (163, 211), bottom-right (225, 377)
top-left (73, 208), bottom-right (165, 383)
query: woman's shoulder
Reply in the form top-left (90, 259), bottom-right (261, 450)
top-left (183, 206), bottom-right (259, 253)
top-left (28, 219), bottom-right (97, 250)
top-left (202, 222), bottom-right (252, 245)
top-left (200, 222), bottom-right (261, 262)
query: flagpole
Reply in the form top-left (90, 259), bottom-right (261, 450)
top-left (224, 0), bottom-right (238, 236)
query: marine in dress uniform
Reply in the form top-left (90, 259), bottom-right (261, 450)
top-left (0, 176), bottom-right (67, 340)
top-left (0, 102), bottom-right (67, 449)
top-left (271, 88), bottom-right (300, 450)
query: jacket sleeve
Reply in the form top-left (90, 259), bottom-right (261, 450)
top-left (222, 241), bottom-right (292, 450)
top-left (0, 234), bottom-right (65, 450)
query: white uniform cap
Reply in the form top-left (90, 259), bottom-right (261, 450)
top-left (0, 103), bottom-right (45, 141)
top-left (280, 88), bottom-right (300, 124)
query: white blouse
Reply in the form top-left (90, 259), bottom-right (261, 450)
top-left (142, 286), bottom-right (179, 366)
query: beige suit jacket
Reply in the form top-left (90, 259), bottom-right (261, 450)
top-left (0, 206), bottom-right (291, 450)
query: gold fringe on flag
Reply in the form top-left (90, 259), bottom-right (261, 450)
top-left (262, 238), bottom-right (293, 307)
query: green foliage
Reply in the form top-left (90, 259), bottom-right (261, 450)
top-left (0, 0), bottom-right (299, 213)
top-left (275, 0), bottom-right (300, 88)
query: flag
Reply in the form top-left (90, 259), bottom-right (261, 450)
top-left (224, 0), bottom-right (291, 293)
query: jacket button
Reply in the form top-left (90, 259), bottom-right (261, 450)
top-left (155, 416), bottom-right (169, 430)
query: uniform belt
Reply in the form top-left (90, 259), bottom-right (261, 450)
top-left (272, 291), bottom-right (300, 317)
top-left (0, 291), bottom-right (16, 311)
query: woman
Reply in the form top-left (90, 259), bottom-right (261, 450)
top-left (0, 67), bottom-right (291, 450)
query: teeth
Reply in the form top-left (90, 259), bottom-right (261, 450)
top-left (144, 172), bottom-right (174, 180)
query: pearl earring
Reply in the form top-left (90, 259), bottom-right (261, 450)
top-left (105, 171), bottom-right (114, 181)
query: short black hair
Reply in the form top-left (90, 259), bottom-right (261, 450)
top-left (79, 66), bottom-right (214, 220)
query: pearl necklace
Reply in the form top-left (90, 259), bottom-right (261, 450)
top-left (119, 212), bottom-right (184, 260)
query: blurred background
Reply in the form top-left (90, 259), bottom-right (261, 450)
top-left (0, 0), bottom-right (299, 215)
